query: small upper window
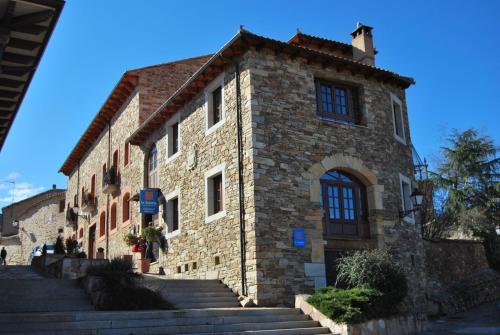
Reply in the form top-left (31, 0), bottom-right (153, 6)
top-left (205, 75), bottom-right (225, 133)
top-left (166, 116), bottom-right (180, 161)
top-left (212, 87), bottom-right (222, 125)
top-left (59, 199), bottom-right (65, 213)
top-left (316, 80), bottom-right (358, 123)
top-left (391, 94), bottom-right (406, 144)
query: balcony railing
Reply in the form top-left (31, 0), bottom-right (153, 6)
top-left (102, 166), bottom-right (119, 195)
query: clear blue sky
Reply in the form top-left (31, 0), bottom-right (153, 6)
top-left (0, 0), bottom-right (499, 205)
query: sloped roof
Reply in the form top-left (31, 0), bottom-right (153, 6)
top-left (59, 55), bottom-right (211, 176)
top-left (129, 29), bottom-right (415, 145)
top-left (0, 0), bottom-right (65, 151)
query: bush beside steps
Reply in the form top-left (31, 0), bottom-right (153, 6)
top-left (308, 249), bottom-right (408, 324)
top-left (82, 257), bottom-right (172, 310)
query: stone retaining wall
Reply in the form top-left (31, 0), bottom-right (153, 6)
top-left (295, 294), bottom-right (429, 335)
top-left (424, 239), bottom-right (489, 288)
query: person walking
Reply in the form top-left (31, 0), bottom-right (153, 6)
top-left (0, 247), bottom-right (6, 266)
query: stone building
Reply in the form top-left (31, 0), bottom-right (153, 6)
top-left (0, 186), bottom-right (66, 265)
top-left (61, 24), bottom-right (426, 309)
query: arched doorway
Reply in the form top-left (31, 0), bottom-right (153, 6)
top-left (320, 170), bottom-right (369, 285)
top-left (320, 170), bottom-right (368, 237)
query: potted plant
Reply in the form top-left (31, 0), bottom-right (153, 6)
top-left (124, 233), bottom-right (143, 253)
top-left (139, 258), bottom-right (151, 273)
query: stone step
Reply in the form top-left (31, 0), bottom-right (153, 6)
top-left (173, 301), bottom-right (241, 309)
top-left (166, 295), bottom-right (238, 304)
top-left (0, 314), bottom-right (312, 333)
top-left (0, 308), bottom-right (303, 323)
top-left (165, 291), bottom-right (237, 300)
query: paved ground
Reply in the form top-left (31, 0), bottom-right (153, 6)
top-left (422, 302), bottom-right (500, 335)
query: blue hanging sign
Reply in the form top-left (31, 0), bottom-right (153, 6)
top-left (293, 229), bottom-right (306, 248)
top-left (140, 189), bottom-right (159, 214)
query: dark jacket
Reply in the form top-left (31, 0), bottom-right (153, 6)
top-left (0, 249), bottom-right (6, 258)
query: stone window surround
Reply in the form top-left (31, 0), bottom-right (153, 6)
top-left (109, 200), bottom-right (118, 235)
top-left (204, 163), bottom-right (226, 224)
top-left (98, 207), bottom-right (106, 241)
top-left (308, 154), bottom-right (384, 212)
top-left (165, 111), bottom-right (181, 164)
top-left (390, 93), bottom-right (406, 145)
top-left (204, 73), bottom-right (225, 135)
top-left (121, 186), bottom-right (132, 227)
top-left (399, 173), bottom-right (415, 224)
top-left (163, 188), bottom-right (181, 239)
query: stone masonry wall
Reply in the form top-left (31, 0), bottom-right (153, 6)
top-left (65, 57), bottom-right (258, 301)
top-left (66, 92), bottom-right (144, 260)
top-left (247, 48), bottom-right (427, 309)
top-left (138, 56), bottom-right (257, 298)
top-left (424, 239), bottom-right (490, 290)
top-left (5, 192), bottom-right (65, 265)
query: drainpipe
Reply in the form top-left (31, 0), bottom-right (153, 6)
top-left (77, 161), bottom-right (80, 237)
top-left (235, 60), bottom-right (247, 296)
top-left (105, 123), bottom-right (111, 259)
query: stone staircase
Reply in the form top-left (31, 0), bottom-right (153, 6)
top-left (139, 275), bottom-right (241, 309)
top-left (0, 308), bottom-right (332, 334)
top-left (0, 266), bottom-right (331, 334)
top-left (0, 265), bottom-right (94, 313)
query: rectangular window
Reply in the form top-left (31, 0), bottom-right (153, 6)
top-left (399, 173), bottom-right (414, 223)
top-left (213, 174), bottom-right (223, 214)
top-left (172, 197), bottom-right (179, 231)
top-left (59, 200), bottom-right (65, 213)
top-left (391, 93), bottom-right (406, 144)
top-left (316, 79), bottom-right (358, 123)
top-left (165, 190), bottom-right (180, 237)
top-left (212, 86), bottom-right (222, 125)
top-left (205, 164), bottom-right (226, 223)
top-left (172, 123), bottom-right (179, 154)
top-left (166, 116), bottom-right (181, 161)
top-left (205, 75), bottom-right (225, 134)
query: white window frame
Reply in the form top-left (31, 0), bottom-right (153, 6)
top-left (164, 189), bottom-right (181, 239)
top-left (165, 112), bottom-right (181, 163)
top-left (390, 93), bottom-right (406, 145)
top-left (205, 163), bottom-right (226, 224)
top-left (399, 173), bottom-right (415, 224)
top-left (205, 74), bottom-right (225, 135)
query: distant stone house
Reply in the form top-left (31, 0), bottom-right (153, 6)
top-left (60, 24), bottom-right (426, 309)
top-left (0, 186), bottom-right (66, 265)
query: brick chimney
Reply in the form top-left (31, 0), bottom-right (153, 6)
top-left (52, 184), bottom-right (56, 190)
top-left (351, 22), bottom-right (376, 66)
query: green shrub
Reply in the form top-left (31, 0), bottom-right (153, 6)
top-left (85, 257), bottom-right (171, 310)
top-left (308, 287), bottom-right (383, 323)
top-left (336, 249), bottom-right (408, 314)
top-left (123, 233), bottom-right (139, 247)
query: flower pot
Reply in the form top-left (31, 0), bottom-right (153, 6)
top-left (139, 258), bottom-right (150, 273)
top-left (95, 251), bottom-right (104, 259)
top-left (122, 255), bottom-right (133, 262)
top-left (131, 244), bottom-right (145, 253)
